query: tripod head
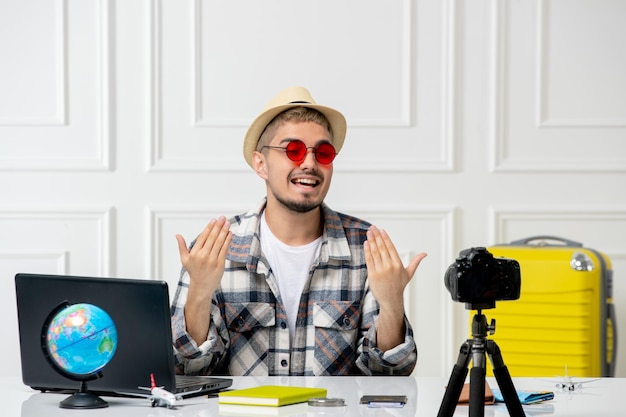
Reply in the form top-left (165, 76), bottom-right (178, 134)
top-left (471, 310), bottom-right (496, 341)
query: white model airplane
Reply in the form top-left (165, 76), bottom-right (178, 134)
top-left (546, 366), bottom-right (600, 392)
top-left (121, 373), bottom-right (201, 408)
top-left (139, 373), bottom-right (182, 408)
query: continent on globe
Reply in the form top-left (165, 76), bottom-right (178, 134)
top-left (45, 303), bottom-right (118, 377)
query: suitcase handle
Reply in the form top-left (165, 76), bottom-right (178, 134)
top-left (508, 235), bottom-right (583, 247)
top-left (608, 303), bottom-right (618, 377)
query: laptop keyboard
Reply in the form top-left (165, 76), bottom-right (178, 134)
top-left (176, 375), bottom-right (208, 388)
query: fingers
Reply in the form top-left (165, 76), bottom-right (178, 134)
top-left (210, 217), bottom-right (232, 257)
top-left (365, 225), bottom-right (402, 268)
top-left (191, 218), bottom-right (219, 251)
top-left (176, 217), bottom-right (232, 270)
top-left (406, 252), bottom-right (427, 280)
top-left (216, 224), bottom-right (233, 260)
top-left (365, 225), bottom-right (427, 279)
top-left (176, 234), bottom-right (189, 259)
top-left (191, 216), bottom-right (231, 255)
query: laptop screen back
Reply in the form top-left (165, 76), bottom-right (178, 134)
top-left (15, 273), bottom-right (185, 395)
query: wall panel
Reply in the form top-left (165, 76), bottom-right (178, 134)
top-left (0, 207), bottom-right (112, 276)
top-left (0, 207), bottom-right (111, 378)
top-left (148, 0), bottom-right (456, 172)
top-left (488, 0), bottom-right (626, 172)
top-left (0, 0), bottom-right (111, 171)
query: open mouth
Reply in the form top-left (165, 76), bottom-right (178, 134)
top-left (292, 177), bottom-right (320, 188)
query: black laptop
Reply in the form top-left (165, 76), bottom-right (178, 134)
top-left (15, 273), bottom-right (232, 397)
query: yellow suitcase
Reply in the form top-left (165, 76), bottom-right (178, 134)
top-left (475, 236), bottom-right (616, 377)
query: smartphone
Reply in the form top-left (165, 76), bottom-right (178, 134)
top-left (359, 395), bottom-right (407, 408)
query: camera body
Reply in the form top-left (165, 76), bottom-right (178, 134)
top-left (445, 247), bottom-right (521, 309)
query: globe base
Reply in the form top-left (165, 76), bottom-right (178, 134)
top-left (59, 381), bottom-right (108, 409)
top-left (59, 391), bottom-right (108, 409)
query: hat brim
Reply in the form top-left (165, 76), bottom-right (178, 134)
top-left (243, 103), bottom-right (346, 168)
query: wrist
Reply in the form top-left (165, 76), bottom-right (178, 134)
top-left (378, 297), bottom-right (405, 316)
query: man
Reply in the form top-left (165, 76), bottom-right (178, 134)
top-left (171, 86), bottom-right (426, 376)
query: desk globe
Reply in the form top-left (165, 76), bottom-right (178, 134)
top-left (44, 302), bottom-right (118, 409)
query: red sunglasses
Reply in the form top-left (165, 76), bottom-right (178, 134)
top-left (262, 140), bottom-right (337, 164)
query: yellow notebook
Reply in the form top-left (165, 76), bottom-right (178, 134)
top-left (218, 385), bottom-right (327, 407)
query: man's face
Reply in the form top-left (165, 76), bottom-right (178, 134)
top-left (253, 121), bottom-right (334, 214)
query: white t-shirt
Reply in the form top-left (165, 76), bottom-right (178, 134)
top-left (260, 213), bottom-right (322, 345)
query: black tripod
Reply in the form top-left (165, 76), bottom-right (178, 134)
top-left (437, 310), bottom-right (526, 417)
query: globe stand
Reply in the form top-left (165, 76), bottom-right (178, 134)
top-left (41, 302), bottom-right (118, 410)
top-left (59, 380), bottom-right (108, 409)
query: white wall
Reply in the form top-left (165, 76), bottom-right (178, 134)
top-left (2, 0), bottom-right (625, 379)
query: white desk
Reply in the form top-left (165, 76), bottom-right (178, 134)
top-left (5, 375), bottom-right (624, 416)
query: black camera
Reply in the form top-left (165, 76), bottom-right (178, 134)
top-left (444, 247), bottom-right (521, 309)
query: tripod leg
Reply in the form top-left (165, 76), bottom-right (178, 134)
top-left (469, 338), bottom-right (488, 417)
top-left (469, 366), bottom-right (486, 417)
top-left (437, 342), bottom-right (471, 417)
top-left (487, 340), bottom-right (526, 417)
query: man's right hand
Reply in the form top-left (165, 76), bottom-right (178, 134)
top-left (176, 216), bottom-right (232, 344)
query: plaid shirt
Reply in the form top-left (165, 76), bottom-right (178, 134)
top-left (171, 199), bottom-right (417, 376)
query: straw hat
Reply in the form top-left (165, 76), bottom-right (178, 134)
top-left (243, 86), bottom-right (347, 168)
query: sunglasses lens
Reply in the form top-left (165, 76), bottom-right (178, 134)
top-left (285, 141), bottom-right (307, 161)
top-left (281, 140), bottom-right (336, 164)
top-left (315, 143), bottom-right (336, 164)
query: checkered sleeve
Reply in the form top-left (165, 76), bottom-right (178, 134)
top-left (357, 288), bottom-right (418, 375)
top-left (171, 267), bottom-right (229, 375)
top-left (333, 211), bottom-right (418, 375)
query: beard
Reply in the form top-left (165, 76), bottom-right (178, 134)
top-left (273, 191), bottom-right (322, 213)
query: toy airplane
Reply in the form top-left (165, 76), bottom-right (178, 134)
top-left (139, 373), bottom-right (182, 408)
top-left (544, 366), bottom-right (600, 392)
top-left (120, 373), bottom-right (201, 408)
